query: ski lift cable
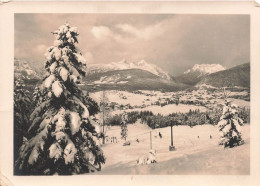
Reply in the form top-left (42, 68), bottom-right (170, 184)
top-left (127, 131), bottom-right (151, 139)
top-left (107, 127), bottom-right (162, 140)
top-left (105, 126), bottom-right (153, 138)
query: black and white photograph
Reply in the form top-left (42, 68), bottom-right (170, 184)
top-left (13, 13), bottom-right (250, 175)
top-left (1, 1), bottom-right (260, 186)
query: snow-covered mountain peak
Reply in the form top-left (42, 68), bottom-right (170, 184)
top-left (184, 64), bottom-right (226, 75)
top-left (136, 59), bottom-right (146, 66)
top-left (14, 58), bottom-right (40, 79)
top-left (87, 59), bottom-right (171, 80)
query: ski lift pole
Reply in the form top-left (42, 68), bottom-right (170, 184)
top-left (150, 131), bottom-right (152, 150)
top-left (102, 91), bottom-right (105, 144)
top-left (171, 120), bottom-right (173, 146)
top-left (102, 121), bottom-right (105, 144)
top-left (169, 119), bottom-right (176, 151)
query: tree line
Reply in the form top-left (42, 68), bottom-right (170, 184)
top-left (105, 107), bottom-right (250, 129)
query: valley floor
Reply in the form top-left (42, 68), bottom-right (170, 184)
top-left (93, 122), bottom-right (250, 175)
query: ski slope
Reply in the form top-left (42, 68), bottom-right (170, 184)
top-left (93, 122), bottom-right (250, 175)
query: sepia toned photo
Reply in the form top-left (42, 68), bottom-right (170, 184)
top-left (13, 13), bottom-right (250, 176)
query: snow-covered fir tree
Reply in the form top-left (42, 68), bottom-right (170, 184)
top-left (32, 85), bottom-right (47, 107)
top-left (218, 100), bottom-right (244, 148)
top-left (121, 112), bottom-right (128, 141)
top-left (32, 85), bottom-right (40, 104)
top-left (15, 23), bottom-right (105, 175)
top-left (14, 79), bottom-right (32, 164)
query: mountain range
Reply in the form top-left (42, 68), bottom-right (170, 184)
top-left (83, 68), bottom-right (187, 92)
top-left (14, 58), bottom-right (250, 91)
top-left (175, 64), bottom-right (226, 86)
top-left (86, 59), bottom-right (171, 80)
top-left (14, 58), bottom-right (40, 80)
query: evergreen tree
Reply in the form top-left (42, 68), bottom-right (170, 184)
top-left (14, 79), bottom-right (32, 166)
top-left (218, 100), bottom-right (244, 148)
top-left (15, 23), bottom-right (105, 175)
top-left (32, 84), bottom-right (47, 107)
top-left (120, 112), bottom-right (128, 141)
top-left (85, 95), bottom-right (100, 116)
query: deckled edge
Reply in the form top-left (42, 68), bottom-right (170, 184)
top-left (0, 0), bottom-right (10, 6)
top-left (0, 171), bottom-right (13, 186)
top-left (254, 0), bottom-right (260, 7)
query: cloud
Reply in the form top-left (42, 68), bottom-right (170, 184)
top-left (116, 23), bottom-right (164, 40)
top-left (91, 23), bottom-right (164, 44)
top-left (15, 14), bottom-right (249, 75)
top-left (91, 25), bottom-right (130, 44)
top-left (91, 26), bottom-right (113, 39)
top-left (36, 44), bottom-right (47, 53)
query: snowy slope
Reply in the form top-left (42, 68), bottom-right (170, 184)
top-left (93, 123), bottom-right (250, 175)
top-left (197, 63), bottom-right (250, 88)
top-left (87, 59), bottom-right (171, 80)
top-left (14, 58), bottom-right (40, 79)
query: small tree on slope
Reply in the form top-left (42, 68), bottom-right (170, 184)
top-left (121, 112), bottom-right (128, 141)
top-left (15, 23), bottom-right (105, 175)
top-left (218, 100), bottom-right (244, 148)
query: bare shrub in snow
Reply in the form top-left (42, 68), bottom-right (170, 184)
top-left (137, 149), bottom-right (157, 165)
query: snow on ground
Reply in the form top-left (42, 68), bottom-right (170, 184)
top-left (208, 98), bottom-right (250, 108)
top-left (89, 90), bottom-right (249, 119)
top-left (93, 122), bottom-right (250, 175)
top-left (232, 99), bottom-right (250, 108)
top-left (89, 90), bottom-right (160, 106)
top-left (195, 83), bottom-right (217, 89)
top-left (228, 91), bottom-right (249, 96)
top-left (87, 89), bottom-right (250, 174)
top-left (111, 104), bottom-right (206, 116)
top-left (89, 90), bottom-right (250, 108)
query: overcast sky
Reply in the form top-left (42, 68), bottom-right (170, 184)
top-left (15, 14), bottom-right (249, 75)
